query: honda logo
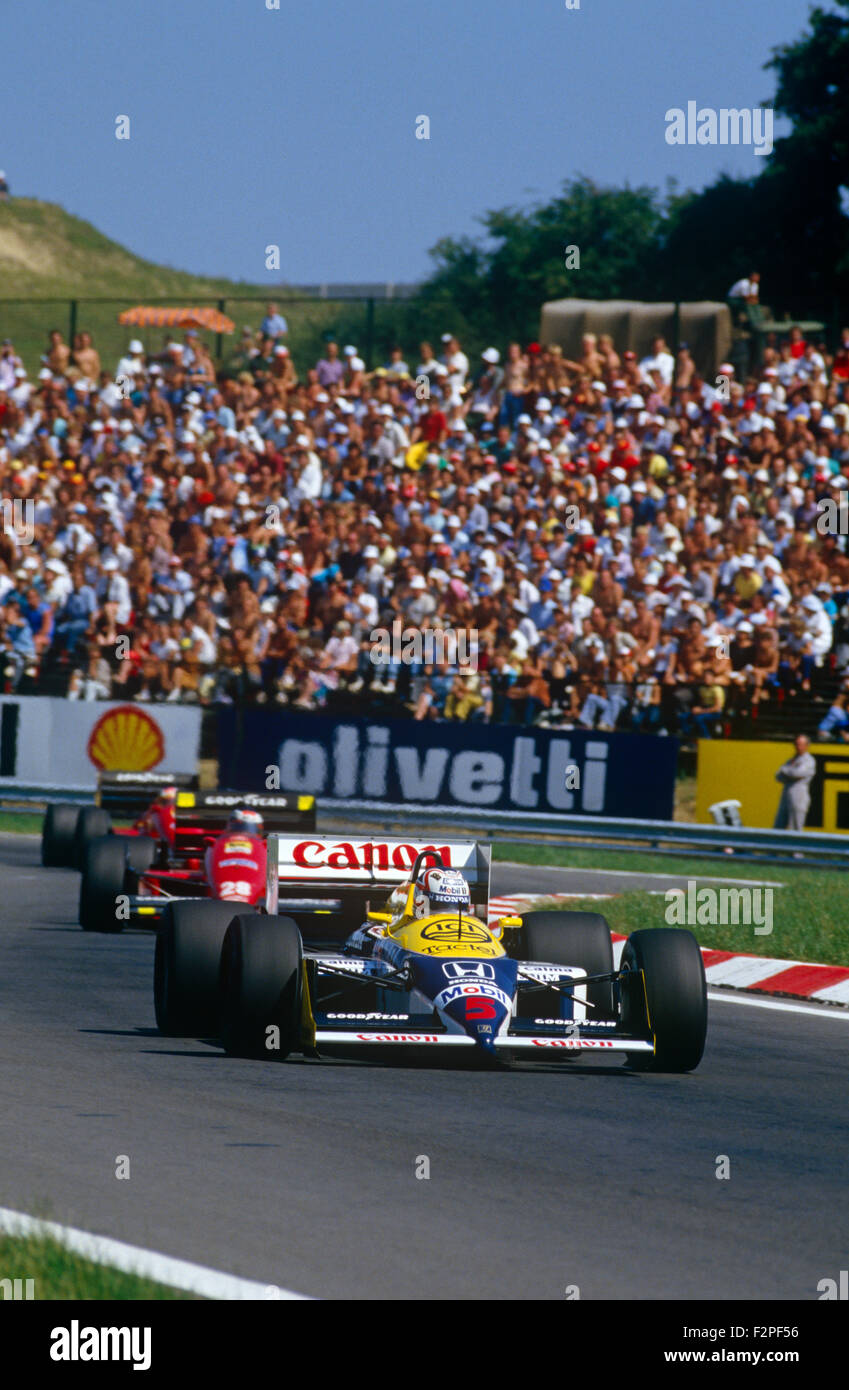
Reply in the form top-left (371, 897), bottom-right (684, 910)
top-left (441, 961), bottom-right (495, 981)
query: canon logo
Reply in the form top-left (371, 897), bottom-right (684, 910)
top-left (356, 1034), bottom-right (439, 1043)
top-left (292, 841), bottom-right (452, 872)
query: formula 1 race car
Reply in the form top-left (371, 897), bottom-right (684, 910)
top-left (40, 772), bottom-right (200, 871)
top-left (76, 791), bottom-right (316, 932)
top-left (153, 835), bottom-right (708, 1072)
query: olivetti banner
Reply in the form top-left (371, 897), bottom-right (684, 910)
top-left (217, 710), bottom-right (678, 820)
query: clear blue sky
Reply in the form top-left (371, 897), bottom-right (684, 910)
top-left (0, 0), bottom-right (825, 285)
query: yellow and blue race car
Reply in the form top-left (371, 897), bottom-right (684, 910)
top-left (153, 835), bottom-right (707, 1072)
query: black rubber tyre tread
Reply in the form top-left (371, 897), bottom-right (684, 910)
top-left (621, 928), bottom-right (707, 1072)
top-left (78, 836), bottom-right (127, 932)
top-left (220, 915), bottom-right (303, 1060)
top-left (154, 900), bottom-right (240, 1036)
top-left (518, 909), bottom-right (615, 1015)
top-left (41, 803), bottom-right (80, 867)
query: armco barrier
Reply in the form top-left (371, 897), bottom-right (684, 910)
top-left (315, 800), bottom-right (849, 869)
top-left (6, 790), bottom-right (848, 866)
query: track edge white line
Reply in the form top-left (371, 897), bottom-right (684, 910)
top-left (0, 1207), bottom-right (310, 1300)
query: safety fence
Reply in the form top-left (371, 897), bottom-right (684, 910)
top-left (4, 791), bottom-right (848, 868)
top-left (0, 289), bottom-right (441, 382)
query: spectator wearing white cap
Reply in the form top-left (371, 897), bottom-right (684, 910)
top-left (116, 339), bottom-right (146, 381)
top-left (799, 593), bottom-right (833, 662)
top-left (357, 545), bottom-right (386, 600)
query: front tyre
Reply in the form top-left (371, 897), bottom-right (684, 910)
top-left (154, 900), bottom-right (239, 1036)
top-left (620, 928), bottom-right (707, 1072)
top-left (220, 915), bottom-right (302, 1060)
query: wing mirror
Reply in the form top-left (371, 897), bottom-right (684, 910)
top-left (367, 911), bottom-right (393, 923)
top-left (497, 915), bottom-right (523, 929)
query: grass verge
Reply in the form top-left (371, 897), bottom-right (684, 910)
top-left (0, 1231), bottom-right (197, 1300)
top-left (494, 840), bottom-right (820, 881)
top-left (0, 812), bottom-right (45, 834)
top-left (525, 869), bottom-right (848, 968)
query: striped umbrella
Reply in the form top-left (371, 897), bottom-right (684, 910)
top-left (118, 306), bottom-right (236, 334)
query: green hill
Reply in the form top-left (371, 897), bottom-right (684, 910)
top-left (0, 198), bottom-right (275, 299)
top-left (0, 198), bottom-right (381, 374)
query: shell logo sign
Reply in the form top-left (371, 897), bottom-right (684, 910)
top-left (86, 705), bottom-right (165, 772)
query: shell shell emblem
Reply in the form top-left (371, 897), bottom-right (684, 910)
top-left (87, 705), bottom-right (165, 772)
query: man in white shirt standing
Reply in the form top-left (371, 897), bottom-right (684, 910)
top-left (728, 272), bottom-right (760, 302)
top-left (100, 558), bottom-right (132, 624)
top-left (638, 337), bottom-right (675, 388)
top-left (444, 335), bottom-right (469, 407)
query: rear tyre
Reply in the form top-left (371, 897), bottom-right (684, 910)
top-left (78, 836), bottom-right (127, 932)
top-left (124, 835), bottom-right (157, 890)
top-left (518, 910), bottom-right (615, 1015)
top-left (154, 900), bottom-right (239, 1037)
top-left (220, 915), bottom-right (302, 1060)
top-left (73, 806), bottom-right (113, 870)
top-left (620, 928), bottom-right (707, 1073)
top-left (41, 803), bottom-right (80, 867)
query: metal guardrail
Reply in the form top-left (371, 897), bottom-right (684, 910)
top-left (5, 789), bottom-right (849, 867)
top-left (0, 786), bottom-right (94, 806)
top-left (317, 799), bottom-right (849, 870)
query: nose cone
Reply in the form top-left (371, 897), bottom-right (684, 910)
top-left (417, 956), bottom-right (518, 1053)
top-left (437, 987), bottom-right (510, 1052)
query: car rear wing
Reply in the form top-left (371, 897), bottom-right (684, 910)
top-left (266, 835), bottom-right (491, 918)
top-left (170, 792), bottom-right (317, 855)
top-left (96, 770), bottom-right (199, 818)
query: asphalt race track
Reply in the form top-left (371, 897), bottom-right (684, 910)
top-left (1, 833), bottom-right (847, 1300)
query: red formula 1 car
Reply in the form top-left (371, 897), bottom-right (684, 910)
top-left (75, 789), bottom-right (316, 932)
top-left (41, 772), bottom-right (200, 871)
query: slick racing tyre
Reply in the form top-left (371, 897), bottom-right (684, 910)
top-left (220, 915), bottom-right (302, 1060)
top-left (73, 806), bottom-right (113, 870)
top-left (41, 803), bottom-right (80, 867)
top-left (620, 928), bottom-right (707, 1073)
top-left (124, 835), bottom-right (157, 890)
top-left (154, 900), bottom-right (238, 1037)
top-left (78, 835), bottom-right (127, 932)
top-left (518, 909), bottom-right (615, 1016)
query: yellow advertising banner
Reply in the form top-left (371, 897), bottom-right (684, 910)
top-left (696, 740), bottom-right (849, 833)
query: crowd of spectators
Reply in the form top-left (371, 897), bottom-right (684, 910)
top-left (2, 303), bottom-right (849, 740)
